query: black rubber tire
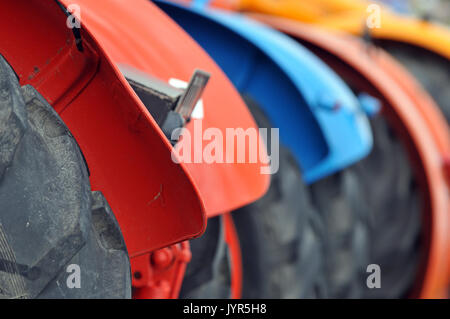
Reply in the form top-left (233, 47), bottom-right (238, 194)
top-left (180, 216), bottom-right (231, 299)
top-left (231, 96), bottom-right (327, 299)
top-left (309, 168), bottom-right (371, 298)
top-left (352, 115), bottom-right (422, 298)
top-left (379, 41), bottom-right (450, 123)
top-left (0, 55), bottom-right (131, 299)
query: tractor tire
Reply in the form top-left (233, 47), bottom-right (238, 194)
top-left (379, 41), bottom-right (450, 123)
top-left (0, 55), bottom-right (131, 299)
top-left (308, 168), bottom-right (371, 298)
top-left (352, 115), bottom-right (422, 298)
top-left (231, 96), bottom-right (327, 299)
top-left (180, 216), bottom-right (231, 299)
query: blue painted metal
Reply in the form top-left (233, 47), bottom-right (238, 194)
top-left (155, 0), bottom-right (373, 183)
top-left (358, 93), bottom-right (382, 118)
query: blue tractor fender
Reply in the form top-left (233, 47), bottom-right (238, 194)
top-left (155, 0), bottom-right (374, 183)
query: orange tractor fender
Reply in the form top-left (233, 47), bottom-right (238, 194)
top-left (318, 10), bottom-right (450, 62)
top-left (221, 0), bottom-right (450, 61)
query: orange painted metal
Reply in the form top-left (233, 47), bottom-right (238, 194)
top-left (250, 14), bottom-right (450, 298)
top-left (224, 0), bottom-right (450, 62)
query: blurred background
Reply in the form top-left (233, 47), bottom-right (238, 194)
top-left (379, 0), bottom-right (450, 24)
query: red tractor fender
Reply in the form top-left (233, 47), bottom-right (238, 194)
top-left (61, 0), bottom-right (270, 218)
top-left (251, 14), bottom-right (450, 298)
top-left (57, 0), bottom-right (269, 298)
top-left (0, 0), bottom-right (207, 258)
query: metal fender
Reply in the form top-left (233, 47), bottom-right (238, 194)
top-left (317, 10), bottom-right (450, 62)
top-left (156, 0), bottom-right (373, 183)
top-left (227, 0), bottom-right (450, 61)
top-left (217, 0), bottom-right (368, 23)
top-left (61, 0), bottom-right (270, 218)
top-left (252, 14), bottom-right (450, 298)
top-left (0, 0), bottom-right (206, 256)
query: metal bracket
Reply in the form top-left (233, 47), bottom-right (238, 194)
top-left (132, 242), bottom-right (192, 299)
top-left (120, 65), bottom-right (210, 143)
top-left (175, 69), bottom-right (210, 121)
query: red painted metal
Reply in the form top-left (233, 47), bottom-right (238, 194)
top-left (0, 0), bottom-right (206, 257)
top-left (133, 214), bottom-right (244, 299)
top-left (133, 242), bottom-right (192, 299)
top-left (57, 0), bottom-right (268, 298)
top-left (251, 14), bottom-right (450, 298)
top-left (61, 0), bottom-right (270, 219)
top-left (224, 213), bottom-right (243, 299)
